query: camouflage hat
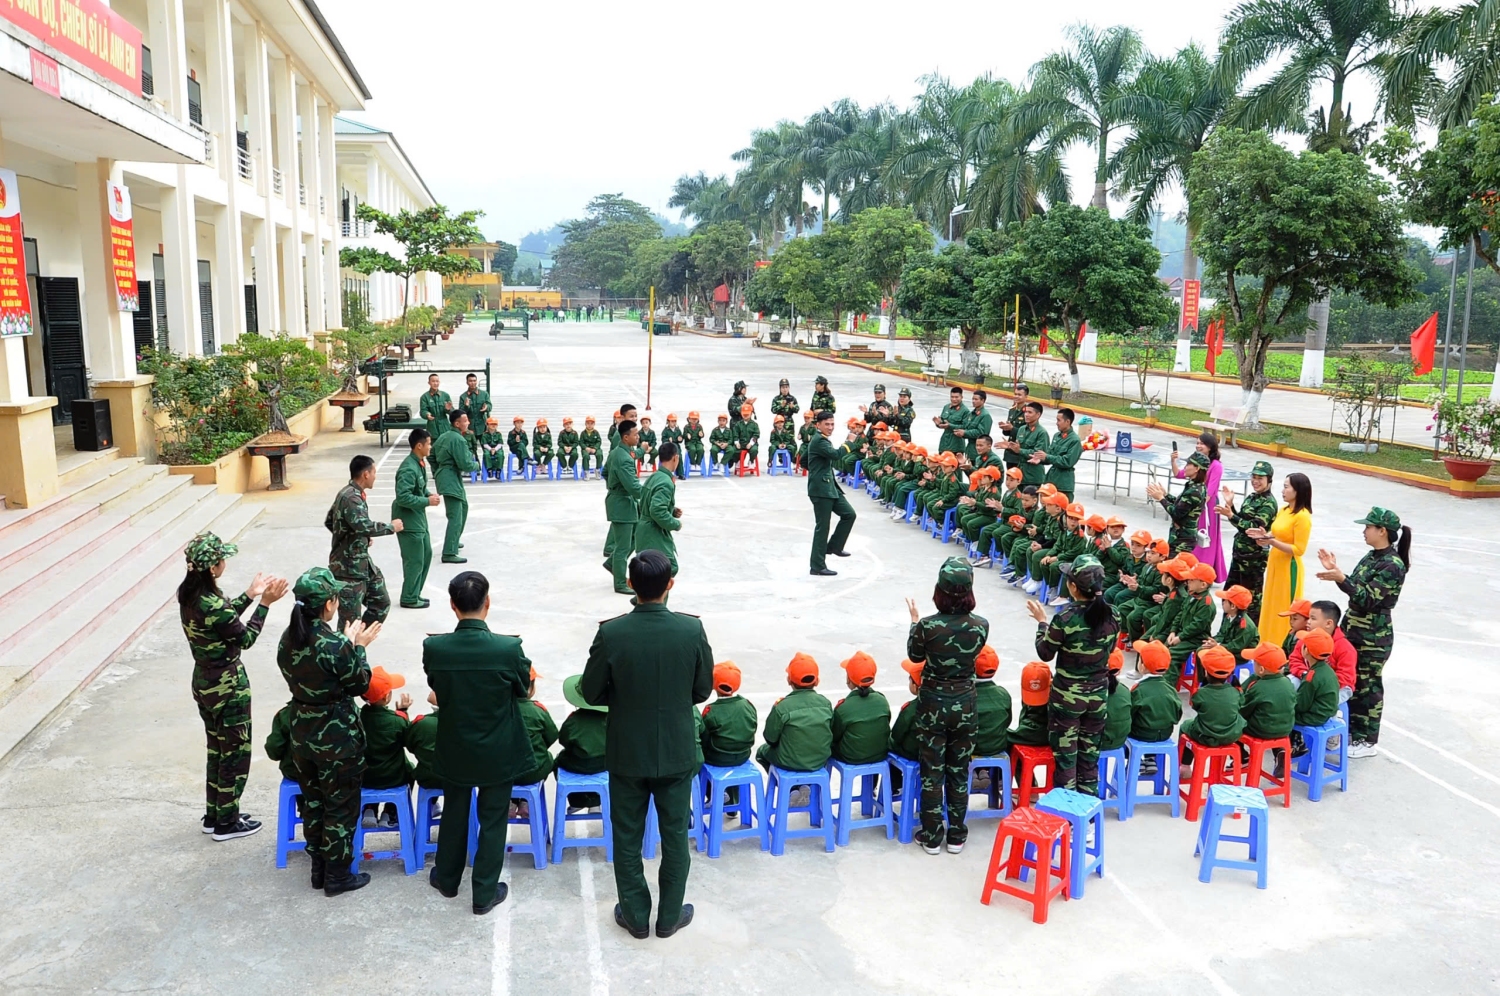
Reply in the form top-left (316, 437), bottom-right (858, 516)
top-left (1251, 460), bottom-right (1274, 479)
top-left (936, 557), bottom-right (974, 595)
top-left (1187, 452), bottom-right (1211, 470)
top-left (293, 566), bottom-right (346, 605)
top-left (873, 383), bottom-right (886, 393)
top-left (815, 375), bottom-right (829, 385)
top-left (1058, 553), bottom-right (1106, 592)
top-left (779, 378), bottom-right (789, 387)
top-left (185, 531), bottom-right (237, 571)
top-left (1355, 506), bottom-right (1401, 531)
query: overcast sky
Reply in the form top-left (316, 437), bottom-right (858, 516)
top-left (318, 0), bottom-right (1387, 244)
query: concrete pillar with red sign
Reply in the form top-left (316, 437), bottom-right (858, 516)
top-left (1175, 278), bottom-right (1200, 373)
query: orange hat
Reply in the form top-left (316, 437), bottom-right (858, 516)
top-left (688, 411), bottom-right (700, 420)
top-left (717, 413), bottom-right (729, 422)
top-left (901, 658), bottom-right (924, 686)
top-left (1020, 662), bottom-right (1052, 706)
top-left (1008, 514), bottom-right (1027, 527)
top-left (1241, 641), bottom-right (1288, 671)
top-left (563, 417), bottom-right (574, 425)
top-left (1217, 585), bottom-right (1253, 610)
top-left (1160, 559), bottom-right (1188, 580)
top-left (841, 651), bottom-right (878, 687)
top-left (741, 403), bottom-right (754, 416)
top-left (1006, 466), bottom-right (1024, 481)
top-left (1150, 538), bottom-right (1170, 556)
top-left (914, 446), bottom-right (929, 457)
top-left (874, 422), bottom-right (889, 431)
top-left (1065, 502), bottom-right (1086, 519)
top-left (713, 661), bottom-right (742, 694)
top-left (536, 417), bottom-right (548, 427)
top-left (639, 415), bottom-right (651, 423)
top-left (1298, 627), bottom-right (1335, 661)
top-left (1177, 552), bottom-right (1199, 569)
top-left (1085, 514), bottom-right (1108, 532)
top-left (364, 666), bottom-right (405, 701)
top-left (774, 414), bottom-right (786, 423)
top-left (1106, 516), bottom-right (1127, 528)
top-left (1130, 529), bottom-right (1153, 546)
top-left (1279, 599), bottom-right (1314, 619)
top-left (939, 452), bottom-right (960, 467)
top-left (485, 417), bottom-right (498, 427)
top-left (585, 415), bottom-right (596, 423)
top-left (1045, 492), bottom-right (1070, 509)
top-left (1038, 483), bottom-right (1059, 498)
top-left (786, 652), bottom-right (819, 687)
top-left (974, 645), bottom-right (1000, 679)
top-left (969, 474), bottom-right (988, 492)
top-left (513, 415), bottom-right (525, 423)
top-left (1188, 563), bottom-right (1217, 584)
top-left (1198, 645), bottom-right (1237, 678)
top-left (802, 410), bottom-right (814, 420)
top-left (1133, 639), bottom-right (1170, 674)
top-left (529, 666), bottom-right (539, 682)
top-left (667, 413), bottom-right (678, 422)
top-left (1108, 647), bottom-right (1124, 672)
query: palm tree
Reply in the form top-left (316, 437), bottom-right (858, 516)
top-left (1385, 0), bottom-right (1500, 130)
top-left (1023, 23), bottom-right (1147, 210)
top-left (884, 75), bottom-right (998, 237)
top-left (825, 104), bottom-right (903, 221)
top-left (967, 80), bottom-right (1072, 228)
top-left (668, 172), bottom-right (713, 216)
top-left (800, 99), bottom-right (864, 230)
top-left (732, 120), bottom-right (817, 250)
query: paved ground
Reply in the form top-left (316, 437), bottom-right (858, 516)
top-left (2, 319), bottom-right (1498, 996)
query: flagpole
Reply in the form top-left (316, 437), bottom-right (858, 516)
top-left (646, 285), bottom-right (655, 411)
top-left (1435, 244), bottom-right (1459, 455)
top-left (1456, 238), bottom-right (1476, 403)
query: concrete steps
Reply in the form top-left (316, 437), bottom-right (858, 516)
top-left (0, 462), bottom-right (261, 763)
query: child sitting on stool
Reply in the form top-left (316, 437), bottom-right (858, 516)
top-left (556, 674), bottom-right (607, 812)
top-left (359, 666), bottom-right (413, 827)
top-left (1178, 646), bottom-right (1244, 772)
top-left (832, 652), bottom-right (891, 765)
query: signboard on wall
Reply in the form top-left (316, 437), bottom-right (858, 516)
top-left (106, 181), bottom-right (139, 311)
top-left (1179, 278), bottom-right (1201, 335)
top-left (0, 168), bottom-right (34, 338)
top-left (1, 0), bottom-right (144, 96)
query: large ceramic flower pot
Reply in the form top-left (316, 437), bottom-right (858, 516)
top-left (1443, 457), bottom-right (1493, 482)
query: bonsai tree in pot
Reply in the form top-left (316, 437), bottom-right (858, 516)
top-left (228, 332), bottom-right (331, 439)
top-left (1430, 393), bottom-right (1500, 482)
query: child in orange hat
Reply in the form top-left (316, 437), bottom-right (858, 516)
top-left (515, 667), bottom-right (557, 804)
top-left (1292, 628), bottom-right (1339, 730)
top-left (755, 653), bottom-right (833, 775)
top-left (636, 415), bottom-right (658, 468)
top-left (1122, 539), bottom-right (1172, 641)
top-left (1163, 562), bottom-right (1220, 688)
top-left (681, 412), bottom-right (705, 472)
top-left (709, 413), bottom-right (734, 470)
top-left (769, 413), bottom-right (796, 469)
top-left (888, 660), bottom-right (925, 763)
top-left (1101, 647), bottom-right (1132, 755)
top-left (1034, 500), bottom-right (1092, 604)
top-left (973, 646), bottom-right (1011, 759)
top-left (832, 652), bottom-right (891, 765)
top-left (579, 416), bottom-right (604, 476)
top-left (1140, 557), bottom-right (1187, 644)
top-left (507, 416), bottom-right (531, 466)
top-left (1208, 584), bottom-right (1261, 663)
top-left (478, 417), bottom-right (506, 477)
top-left (1179, 645), bottom-right (1245, 768)
top-left (1008, 662), bottom-right (1052, 746)
top-left (660, 413), bottom-right (686, 480)
top-left (996, 486), bottom-right (1041, 578)
top-left (1278, 598), bottom-right (1314, 658)
top-left (701, 662), bottom-right (757, 768)
top-left (1239, 642), bottom-right (1296, 752)
top-left (1096, 514), bottom-right (1131, 594)
top-left (532, 417), bottom-right (554, 468)
top-left (360, 666), bottom-right (414, 825)
top-left (1129, 641), bottom-right (1182, 756)
top-left (556, 417), bottom-right (580, 474)
top-left (1106, 529), bottom-right (1151, 606)
top-left (734, 404), bottom-right (761, 467)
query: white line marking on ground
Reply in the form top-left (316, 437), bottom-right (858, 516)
top-left (374, 431), bottom-right (408, 473)
top-left (1396, 632), bottom-right (1496, 648)
top-left (1380, 746), bottom-right (1500, 819)
top-left (491, 871), bottom-right (513, 996)
top-left (578, 852), bottom-right (609, 996)
top-left (1383, 722), bottom-right (1500, 788)
top-left (1108, 872), bottom-right (1242, 996)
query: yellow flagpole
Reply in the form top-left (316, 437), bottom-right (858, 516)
top-left (646, 286), bottom-right (655, 410)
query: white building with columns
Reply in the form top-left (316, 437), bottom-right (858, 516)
top-left (0, 0), bottom-right (368, 508)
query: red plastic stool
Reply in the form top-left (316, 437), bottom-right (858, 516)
top-left (1178, 737), bottom-right (1241, 822)
top-left (1011, 744), bottom-right (1056, 808)
top-left (1175, 653), bottom-right (1200, 694)
top-left (980, 808), bottom-right (1072, 924)
top-left (736, 450), bottom-right (760, 477)
top-left (1240, 734), bottom-right (1293, 809)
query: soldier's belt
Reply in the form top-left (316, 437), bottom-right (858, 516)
top-left (923, 678), bottom-right (976, 693)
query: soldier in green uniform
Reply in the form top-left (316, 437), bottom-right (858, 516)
top-left (179, 533), bottom-right (287, 840)
top-left (637, 416), bottom-right (658, 469)
top-left (392, 430), bottom-right (441, 608)
top-left (1206, 584), bottom-right (1261, 661)
top-left (859, 384), bottom-right (897, 441)
top-left (957, 390), bottom-right (993, 464)
top-left (660, 413), bottom-right (686, 480)
top-left (635, 442), bottom-right (683, 577)
top-left (1148, 452), bottom-right (1208, 553)
top-left (1316, 507), bottom-right (1410, 757)
top-left (934, 386), bottom-right (968, 455)
top-left (770, 378), bottom-right (800, 426)
top-left (580, 416), bottom-right (604, 476)
top-left (507, 416), bottom-right (531, 468)
top-left (603, 419), bottom-right (644, 594)
top-left (1029, 407), bottom-right (1082, 500)
top-left (434, 411), bottom-right (477, 563)
top-left (557, 417), bottom-right (581, 474)
top-left (810, 374), bottom-right (835, 415)
top-left (807, 409), bottom-right (857, 576)
top-left (532, 418), bottom-right (555, 469)
top-left (995, 384), bottom-right (1030, 474)
top-left (905, 558), bottom-right (988, 854)
top-left (893, 387), bottom-right (917, 442)
top-left (1218, 460), bottom-right (1279, 618)
top-left (478, 418), bottom-right (506, 478)
top-left (709, 414), bottom-right (734, 470)
top-left (420, 374), bottom-right (452, 441)
top-left (326, 454), bottom-right (400, 629)
top-left (423, 571), bottom-right (534, 915)
top-left (727, 381), bottom-right (749, 424)
top-left (1008, 402), bottom-right (1050, 487)
top-left (458, 373), bottom-right (490, 431)
top-left (1027, 554), bottom-right (1118, 795)
top-left (277, 567), bottom-right (380, 895)
top-left (1163, 563), bottom-right (1220, 688)
top-left (682, 412), bottom-right (705, 474)
top-left (582, 551), bottom-right (714, 939)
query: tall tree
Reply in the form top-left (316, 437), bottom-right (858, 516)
top-left (1024, 23), bottom-right (1147, 210)
top-left (885, 75), bottom-right (997, 237)
top-left (801, 100), bottom-right (864, 231)
top-left (897, 230), bottom-right (1009, 376)
top-left (549, 194), bottom-right (661, 296)
top-left (851, 206), bottom-right (935, 340)
top-left (1385, 0), bottom-right (1500, 131)
top-left (732, 121), bottom-right (817, 251)
top-left (967, 80), bottom-right (1071, 230)
top-left (826, 104), bottom-right (904, 221)
top-left (338, 204), bottom-right (484, 323)
top-left (688, 222), bottom-right (757, 304)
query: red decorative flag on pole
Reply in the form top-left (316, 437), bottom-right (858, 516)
top-left (1409, 311), bottom-right (1438, 376)
top-left (1077, 321), bottom-right (1088, 344)
top-left (1205, 318), bottom-right (1225, 375)
top-left (1039, 326), bottom-right (1049, 354)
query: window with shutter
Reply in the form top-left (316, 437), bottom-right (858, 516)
top-left (187, 76), bottom-right (202, 126)
top-left (197, 260), bottom-right (215, 355)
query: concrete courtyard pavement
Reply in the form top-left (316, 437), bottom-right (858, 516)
top-left (1, 319), bottom-right (1498, 995)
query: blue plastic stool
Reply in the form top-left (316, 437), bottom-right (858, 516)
top-left (1037, 788), bottom-right (1105, 898)
top-left (642, 773), bottom-right (707, 858)
top-left (902, 491), bottom-right (917, 523)
top-left (966, 754), bottom-right (1013, 820)
top-left (929, 507), bottom-right (957, 543)
top-left (275, 778), bottom-right (305, 868)
top-left (551, 770), bottom-right (613, 863)
top-left (702, 762), bottom-right (769, 857)
top-left (1194, 785), bottom-right (1269, 888)
top-left (543, 459), bottom-right (559, 480)
top-left (414, 784), bottom-right (445, 866)
top-left (850, 460), bottom-right (864, 486)
top-left (1123, 737), bottom-right (1182, 818)
top-left (1292, 716), bottom-right (1350, 801)
top-left (351, 785), bottom-right (419, 875)
top-left (887, 753), bottom-right (922, 844)
top-left (507, 782), bottom-right (550, 870)
top-left (766, 765), bottom-right (836, 855)
top-left (827, 759), bottom-right (894, 846)
top-left (1097, 745), bottom-right (1128, 819)
top-left (768, 450), bottom-right (794, 476)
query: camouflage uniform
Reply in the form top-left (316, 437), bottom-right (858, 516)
top-left (907, 559), bottom-right (989, 849)
top-left (325, 482), bottom-right (395, 629)
top-left (770, 381), bottom-right (800, 424)
top-left (811, 384), bottom-right (836, 415)
top-left (1160, 454), bottom-right (1208, 553)
top-left (893, 396), bottom-right (917, 442)
top-left (277, 568), bottom-right (372, 868)
top-left (728, 382), bottom-right (749, 424)
top-left (1036, 556), bottom-right (1118, 795)
top-left (180, 533), bottom-right (267, 828)
top-left (1339, 508), bottom-right (1408, 745)
top-left (864, 387), bottom-right (896, 441)
top-left (1225, 469), bottom-right (1279, 619)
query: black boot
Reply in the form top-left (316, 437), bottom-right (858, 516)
top-left (322, 861), bottom-right (371, 897)
top-left (309, 855), bottom-right (326, 890)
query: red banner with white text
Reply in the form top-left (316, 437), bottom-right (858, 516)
top-left (0, 168), bottom-right (34, 338)
top-left (107, 181), bottom-right (138, 311)
top-left (1, 0), bottom-right (143, 96)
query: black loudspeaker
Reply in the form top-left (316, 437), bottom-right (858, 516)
top-left (72, 398), bottom-right (113, 452)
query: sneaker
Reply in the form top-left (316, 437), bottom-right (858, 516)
top-left (1048, 595), bottom-right (1070, 607)
top-left (1022, 579), bottom-right (1040, 594)
top-left (1348, 740), bottom-right (1378, 759)
top-left (922, 843), bottom-right (943, 855)
top-left (969, 557), bottom-right (991, 568)
top-left (946, 840), bottom-right (965, 854)
top-left (1325, 736), bottom-right (1342, 751)
top-left (201, 815), bottom-right (215, 834)
top-left (211, 816), bottom-right (262, 841)
top-left (788, 787), bottom-right (811, 808)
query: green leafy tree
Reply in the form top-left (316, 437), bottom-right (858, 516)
top-left (550, 194), bottom-right (662, 296)
top-left (490, 241), bottom-right (518, 280)
top-left (1188, 128), bottom-right (1420, 423)
top-left (338, 205), bottom-right (484, 323)
top-left (688, 222), bottom-right (756, 304)
top-left (851, 206), bottom-right (935, 340)
top-left (1386, 0), bottom-right (1500, 131)
top-left (897, 230), bottom-right (1008, 376)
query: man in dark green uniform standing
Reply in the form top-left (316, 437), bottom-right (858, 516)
top-left (433, 411), bottom-right (477, 564)
top-left (424, 572), bottom-right (533, 915)
top-left (1030, 406), bottom-right (1082, 499)
top-left (582, 551), bottom-right (714, 939)
top-left (420, 374), bottom-right (452, 441)
top-left (959, 390), bottom-right (993, 464)
top-left (996, 384), bottom-right (1030, 474)
top-left (1009, 402), bottom-right (1050, 487)
top-left (458, 373), bottom-right (490, 431)
top-left (634, 442), bottom-right (682, 577)
top-left (934, 386), bottom-right (968, 455)
top-left (604, 419), bottom-right (644, 594)
top-left (391, 430), bottom-right (441, 609)
top-left (327, 454), bottom-right (401, 629)
top-left (807, 409), bottom-right (856, 576)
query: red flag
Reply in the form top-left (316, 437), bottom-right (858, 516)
top-left (1205, 318), bottom-right (1224, 375)
top-left (1039, 326), bottom-right (1049, 354)
top-left (1409, 311), bottom-right (1438, 376)
top-left (1077, 321), bottom-right (1088, 344)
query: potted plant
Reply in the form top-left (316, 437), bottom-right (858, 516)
top-left (1043, 370), bottom-right (1068, 401)
top-left (229, 332), bottom-right (333, 489)
top-left (816, 324), bottom-right (832, 348)
top-left (768, 319), bottom-right (784, 344)
top-left (974, 361), bottom-right (991, 387)
top-left (1430, 393), bottom-right (1500, 482)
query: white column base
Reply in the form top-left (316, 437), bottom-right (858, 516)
top-left (1079, 331), bottom-right (1098, 364)
top-left (1299, 348), bottom-right (1325, 388)
top-left (1174, 337), bottom-right (1192, 372)
top-left (877, 315), bottom-right (890, 336)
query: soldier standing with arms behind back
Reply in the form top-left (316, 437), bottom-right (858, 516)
top-left (433, 410), bottom-right (478, 564)
top-left (635, 442), bottom-right (683, 580)
top-left (327, 454), bottom-right (402, 629)
top-left (604, 419), bottom-right (644, 594)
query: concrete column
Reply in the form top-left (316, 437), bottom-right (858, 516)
top-left (273, 60), bottom-right (298, 217)
top-left (280, 227), bottom-right (304, 336)
top-left (201, 0), bottom-right (235, 184)
top-left (93, 376), bottom-right (156, 461)
top-left (252, 216), bottom-right (281, 331)
top-left (1300, 297), bottom-right (1329, 387)
top-left (243, 23), bottom-right (273, 200)
top-left (299, 86), bottom-right (324, 332)
top-left (214, 204), bottom-right (245, 343)
top-left (76, 159), bottom-right (136, 380)
top-left (159, 171), bottom-right (202, 355)
top-left (145, 0), bottom-right (189, 122)
top-left (318, 99), bottom-right (340, 328)
top-left (304, 235), bottom-right (325, 333)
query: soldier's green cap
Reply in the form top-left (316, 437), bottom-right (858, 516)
top-left (873, 383), bottom-right (886, 392)
top-left (563, 674), bottom-right (606, 712)
top-left (779, 378), bottom-right (789, 387)
top-left (1058, 553), bottom-right (1107, 592)
top-left (1187, 452), bottom-right (1211, 470)
top-left (185, 532), bottom-right (237, 571)
top-left (1355, 506), bottom-right (1401, 531)
top-left (899, 387), bottom-right (911, 396)
top-left (936, 557), bottom-right (974, 594)
top-left (1252, 460), bottom-right (1274, 479)
top-left (293, 566), bottom-right (346, 605)
top-left (734, 380), bottom-right (746, 391)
